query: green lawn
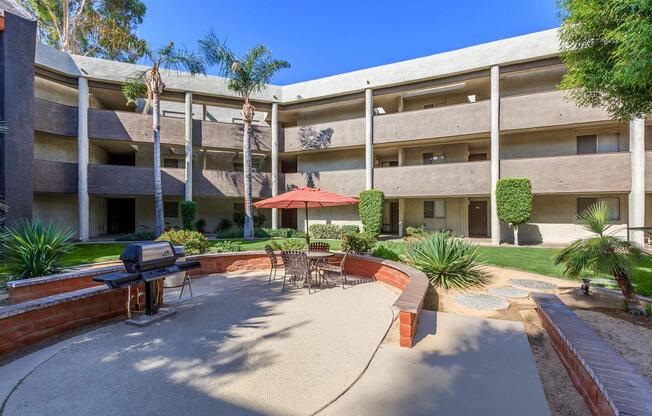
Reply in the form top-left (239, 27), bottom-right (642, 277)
top-left (57, 239), bottom-right (652, 297)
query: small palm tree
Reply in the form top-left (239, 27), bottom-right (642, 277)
top-left (199, 31), bottom-right (290, 240)
top-left (122, 42), bottom-right (205, 237)
top-left (555, 201), bottom-right (646, 314)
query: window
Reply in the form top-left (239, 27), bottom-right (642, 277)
top-left (163, 158), bottom-right (182, 168)
top-left (577, 197), bottom-right (620, 220)
top-left (380, 161), bottom-right (398, 167)
top-left (577, 134), bottom-right (619, 154)
top-left (164, 201), bottom-right (179, 218)
top-left (422, 152), bottom-right (445, 165)
top-left (233, 160), bottom-right (261, 172)
top-left (424, 200), bottom-right (445, 219)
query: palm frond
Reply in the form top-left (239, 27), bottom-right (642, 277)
top-left (575, 200), bottom-right (613, 235)
top-left (198, 29), bottom-right (237, 77)
top-left (121, 70), bottom-right (148, 107)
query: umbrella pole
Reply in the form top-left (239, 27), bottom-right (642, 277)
top-left (305, 202), bottom-right (310, 245)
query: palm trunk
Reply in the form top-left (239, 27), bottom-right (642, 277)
top-left (242, 104), bottom-right (254, 240)
top-left (614, 267), bottom-right (644, 314)
top-left (152, 93), bottom-right (164, 237)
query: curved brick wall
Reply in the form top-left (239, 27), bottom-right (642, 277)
top-left (1, 252), bottom-right (428, 357)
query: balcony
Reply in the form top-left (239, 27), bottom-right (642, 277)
top-left (501, 152), bottom-right (630, 194)
top-left (283, 170), bottom-right (365, 196)
top-left (88, 165), bottom-right (185, 196)
top-left (33, 159), bottom-right (77, 194)
top-left (282, 118), bottom-right (365, 153)
top-left (195, 170), bottom-right (273, 198)
top-left (34, 99), bottom-right (271, 151)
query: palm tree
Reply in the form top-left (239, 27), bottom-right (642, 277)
top-left (122, 42), bottom-right (205, 236)
top-left (199, 31), bottom-right (290, 240)
top-left (555, 201), bottom-right (647, 314)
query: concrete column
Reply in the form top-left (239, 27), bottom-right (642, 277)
top-left (629, 118), bottom-right (646, 246)
top-left (490, 66), bottom-right (501, 245)
top-left (77, 76), bottom-right (89, 241)
top-left (398, 198), bottom-right (406, 237)
top-left (271, 102), bottom-right (279, 229)
top-left (365, 88), bottom-right (374, 190)
top-left (184, 91), bottom-right (193, 201)
top-left (398, 147), bottom-right (405, 166)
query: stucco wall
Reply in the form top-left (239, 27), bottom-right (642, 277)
top-left (297, 149), bottom-right (365, 172)
top-left (296, 204), bottom-right (361, 232)
top-left (33, 194), bottom-right (107, 238)
top-left (404, 198), bottom-right (465, 236)
top-left (35, 133), bottom-right (108, 164)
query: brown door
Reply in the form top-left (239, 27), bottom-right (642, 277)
top-left (107, 198), bottom-right (135, 235)
top-left (281, 209), bottom-right (297, 229)
top-left (468, 200), bottom-right (488, 237)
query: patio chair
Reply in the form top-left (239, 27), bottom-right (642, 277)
top-left (308, 242), bottom-right (330, 252)
top-left (281, 250), bottom-right (316, 293)
top-left (320, 250), bottom-right (351, 288)
top-left (265, 245), bottom-right (283, 285)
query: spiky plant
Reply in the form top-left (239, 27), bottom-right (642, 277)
top-left (2, 220), bottom-right (74, 279)
top-left (122, 42), bottom-right (205, 237)
top-left (402, 232), bottom-right (488, 290)
top-left (555, 201), bottom-right (646, 314)
top-left (199, 31), bottom-right (290, 240)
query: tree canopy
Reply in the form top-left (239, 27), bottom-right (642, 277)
top-left (495, 178), bottom-right (533, 226)
top-left (20, 0), bottom-right (148, 62)
top-left (558, 0), bottom-right (652, 120)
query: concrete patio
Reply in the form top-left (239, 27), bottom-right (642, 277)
top-left (0, 272), bottom-right (550, 416)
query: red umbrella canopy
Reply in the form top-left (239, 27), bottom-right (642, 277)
top-left (254, 187), bottom-right (358, 209)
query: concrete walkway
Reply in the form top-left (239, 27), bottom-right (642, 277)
top-left (1, 272), bottom-right (397, 416)
top-left (321, 311), bottom-right (551, 416)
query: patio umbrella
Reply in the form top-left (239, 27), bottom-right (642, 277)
top-left (254, 187), bottom-right (358, 243)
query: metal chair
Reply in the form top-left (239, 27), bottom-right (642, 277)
top-left (320, 250), bottom-right (351, 288)
top-left (308, 242), bottom-right (330, 252)
top-left (281, 250), bottom-right (316, 293)
top-left (265, 245), bottom-right (283, 285)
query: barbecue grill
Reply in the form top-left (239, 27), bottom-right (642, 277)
top-left (94, 241), bottom-right (200, 318)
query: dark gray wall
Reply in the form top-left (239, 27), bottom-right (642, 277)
top-left (0, 12), bottom-right (36, 223)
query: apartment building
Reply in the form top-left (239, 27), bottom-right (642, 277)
top-left (1, 6), bottom-right (650, 245)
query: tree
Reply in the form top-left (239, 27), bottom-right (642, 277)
top-left (199, 30), bottom-right (290, 240)
top-left (555, 201), bottom-right (646, 315)
top-left (557, 0), bottom-right (652, 120)
top-left (122, 42), bottom-right (205, 237)
top-left (496, 178), bottom-right (533, 246)
top-left (358, 189), bottom-right (384, 236)
top-left (20, 0), bottom-right (148, 62)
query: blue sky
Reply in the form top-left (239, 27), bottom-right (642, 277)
top-left (137, 0), bottom-right (559, 85)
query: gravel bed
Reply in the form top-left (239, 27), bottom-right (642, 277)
top-left (454, 293), bottom-right (510, 311)
top-left (488, 286), bottom-right (529, 299)
top-left (508, 279), bottom-right (556, 290)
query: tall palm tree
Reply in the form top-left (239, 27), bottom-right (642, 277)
top-left (555, 201), bottom-right (647, 314)
top-left (199, 31), bottom-right (290, 240)
top-left (122, 42), bottom-right (205, 236)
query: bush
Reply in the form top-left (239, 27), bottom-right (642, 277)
top-left (309, 224), bottom-right (341, 239)
top-left (341, 232), bottom-right (377, 254)
top-left (496, 178), bottom-right (533, 245)
top-left (269, 238), bottom-right (307, 251)
top-left (217, 218), bottom-right (233, 232)
top-left (115, 231), bottom-right (156, 241)
top-left (359, 190), bottom-right (384, 236)
top-left (211, 240), bottom-right (243, 253)
top-left (1, 220), bottom-right (74, 279)
top-left (260, 228), bottom-right (299, 238)
top-left (233, 212), bottom-right (245, 227)
top-left (215, 228), bottom-right (243, 239)
top-left (179, 201), bottom-right (197, 231)
top-left (253, 213), bottom-right (266, 228)
top-left (157, 229), bottom-right (209, 255)
top-left (195, 219), bottom-right (207, 234)
top-left (404, 226), bottom-right (428, 240)
top-left (372, 244), bottom-right (402, 262)
top-left (340, 224), bottom-right (360, 235)
top-left (402, 233), bottom-right (488, 290)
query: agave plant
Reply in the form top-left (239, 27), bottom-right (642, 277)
top-left (1, 220), bottom-right (74, 279)
top-left (555, 201), bottom-right (646, 314)
top-left (402, 232), bottom-right (488, 290)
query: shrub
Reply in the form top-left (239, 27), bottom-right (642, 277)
top-left (341, 232), bottom-right (377, 254)
top-left (195, 219), bottom-right (207, 234)
top-left (359, 190), bottom-right (384, 236)
top-left (340, 225), bottom-right (360, 235)
top-left (309, 224), bottom-right (341, 239)
top-left (157, 229), bottom-right (209, 255)
top-left (402, 233), bottom-right (488, 290)
top-left (233, 212), bottom-right (245, 227)
top-left (260, 228), bottom-right (298, 238)
top-left (496, 178), bottom-right (533, 245)
top-left (372, 244), bottom-right (402, 262)
top-left (253, 213), bottom-right (266, 228)
top-left (217, 218), bottom-right (233, 232)
top-left (404, 226), bottom-right (428, 241)
top-left (211, 240), bottom-right (243, 253)
top-left (269, 238), bottom-right (307, 251)
top-left (115, 231), bottom-right (156, 241)
top-left (1, 220), bottom-right (74, 279)
top-left (180, 201), bottom-right (197, 231)
top-left (215, 228), bottom-right (243, 239)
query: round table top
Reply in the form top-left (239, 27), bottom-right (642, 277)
top-left (306, 251), bottom-right (334, 259)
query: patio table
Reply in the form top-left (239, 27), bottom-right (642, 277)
top-left (306, 251), bottom-right (335, 287)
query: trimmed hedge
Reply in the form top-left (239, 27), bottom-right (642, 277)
top-left (341, 232), bottom-right (377, 254)
top-left (308, 224), bottom-right (360, 239)
top-left (359, 190), bottom-right (384, 236)
top-left (180, 201), bottom-right (197, 231)
top-left (495, 178), bottom-right (533, 226)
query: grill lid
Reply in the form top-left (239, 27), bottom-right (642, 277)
top-left (120, 241), bottom-right (178, 273)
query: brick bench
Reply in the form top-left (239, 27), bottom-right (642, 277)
top-left (533, 293), bottom-right (652, 416)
